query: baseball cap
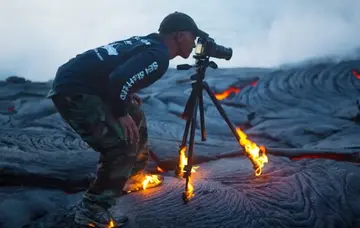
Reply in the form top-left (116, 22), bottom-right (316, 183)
top-left (158, 12), bottom-right (208, 38)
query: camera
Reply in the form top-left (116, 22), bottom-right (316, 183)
top-left (194, 37), bottom-right (232, 60)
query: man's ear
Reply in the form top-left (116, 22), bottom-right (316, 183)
top-left (175, 31), bottom-right (184, 42)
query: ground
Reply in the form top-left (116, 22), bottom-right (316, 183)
top-left (1, 59), bottom-right (360, 228)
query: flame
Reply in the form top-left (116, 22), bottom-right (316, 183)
top-left (177, 146), bottom-right (199, 202)
top-left (125, 173), bottom-right (163, 193)
top-left (235, 127), bottom-right (268, 176)
top-left (142, 174), bottom-right (162, 190)
top-left (178, 146), bottom-right (199, 177)
top-left (108, 220), bottom-right (115, 228)
top-left (184, 176), bottom-right (195, 201)
top-left (89, 220), bottom-right (115, 228)
top-left (157, 166), bottom-right (164, 172)
top-left (352, 69), bottom-right (360, 79)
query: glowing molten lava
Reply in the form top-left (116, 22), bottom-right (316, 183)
top-left (215, 87), bottom-right (240, 100)
top-left (235, 127), bottom-right (268, 176)
top-left (214, 81), bottom-right (258, 100)
top-left (352, 69), bottom-right (360, 79)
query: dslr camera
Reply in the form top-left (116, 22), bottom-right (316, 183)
top-left (194, 36), bottom-right (233, 60)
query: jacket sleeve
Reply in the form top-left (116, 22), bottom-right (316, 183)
top-left (107, 48), bottom-right (169, 117)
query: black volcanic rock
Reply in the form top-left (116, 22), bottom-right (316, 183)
top-left (5, 76), bottom-right (30, 84)
top-left (1, 60), bottom-right (360, 228)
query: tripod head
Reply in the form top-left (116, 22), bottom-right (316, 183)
top-left (176, 56), bottom-right (218, 81)
top-left (176, 35), bottom-right (233, 80)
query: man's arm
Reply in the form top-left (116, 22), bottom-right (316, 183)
top-left (107, 48), bottom-right (169, 117)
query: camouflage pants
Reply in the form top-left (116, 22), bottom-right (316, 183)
top-left (51, 93), bottom-right (149, 208)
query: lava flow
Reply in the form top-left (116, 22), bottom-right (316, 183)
top-left (352, 69), bottom-right (360, 79)
top-left (214, 81), bottom-right (258, 100)
top-left (235, 127), bottom-right (268, 176)
top-left (215, 87), bottom-right (240, 100)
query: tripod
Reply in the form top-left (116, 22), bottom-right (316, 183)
top-left (175, 55), bottom-right (256, 203)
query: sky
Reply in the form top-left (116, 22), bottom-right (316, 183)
top-left (1, 0), bottom-right (360, 82)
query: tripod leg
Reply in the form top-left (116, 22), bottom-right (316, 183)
top-left (202, 81), bottom-right (240, 141)
top-left (198, 86), bottom-right (206, 141)
top-left (175, 85), bottom-right (196, 177)
top-left (202, 81), bottom-right (267, 176)
top-left (181, 84), bottom-right (197, 120)
top-left (183, 94), bottom-right (199, 203)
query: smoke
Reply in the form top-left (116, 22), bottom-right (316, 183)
top-left (0, 0), bottom-right (359, 81)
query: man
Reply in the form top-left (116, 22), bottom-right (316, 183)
top-left (47, 11), bottom-right (207, 227)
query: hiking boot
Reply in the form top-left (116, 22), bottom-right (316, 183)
top-left (74, 202), bottom-right (128, 228)
top-left (123, 171), bottom-right (164, 193)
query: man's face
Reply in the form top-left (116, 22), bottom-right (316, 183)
top-left (175, 31), bottom-right (196, 59)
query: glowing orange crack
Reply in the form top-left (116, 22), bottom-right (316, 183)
top-left (215, 87), bottom-right (241, 100)
top-left (214, 81), bottom-right (258, 100)
top-left (352, 69), bottom-right (360, 79)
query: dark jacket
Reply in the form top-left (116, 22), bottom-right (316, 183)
top-left (47, 33), bottom-right (170, 117)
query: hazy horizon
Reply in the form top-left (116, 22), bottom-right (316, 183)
top-left (1, 0), bottom-right (360, 82)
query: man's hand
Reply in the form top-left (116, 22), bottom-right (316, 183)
top-left (118, 114), bottom-right (139, 144)
top-left (131, 94), bottom-right (142, 105)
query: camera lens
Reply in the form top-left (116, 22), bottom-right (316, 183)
top-left (215, 45), bottom-right (232, 60)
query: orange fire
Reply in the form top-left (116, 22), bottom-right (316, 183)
top-left (157, 166), bottom-right (164, 172)
top-left (178, 146), bottom-right (199, 177)
top-left (184, 176), bottom-right (195, 201)
top-left (177, 146), bottom-right (199, 201)
top-left (142, 174), bottom-right (162, 190)
top-left (352, 69), bottom-right (360, 79)
top-left (88, 219), bottom-right (115, 228)
top-left (108, 220), bottom-right (115, 228)
top-left (125, 173), bottom-right (163, 193)
top-left (235, 127), bottom-right (268, 176)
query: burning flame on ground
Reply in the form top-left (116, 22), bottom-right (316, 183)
top-left (178, 146), bottom-right (199, 201)
top-left (108, 220), bottom-right (115, 228)
top-left (157, 166), bottom-right (164, 172)
top-left (88, 219), bottom-right (115, 228)
top-left (235, 127), bottom-right (268, 176)
top-left (125, 173), bottom-right (163, 194)
top-left (352, 69), bottom-right (360, 79)
top-left (142, 174), bottom-right (162, 190)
